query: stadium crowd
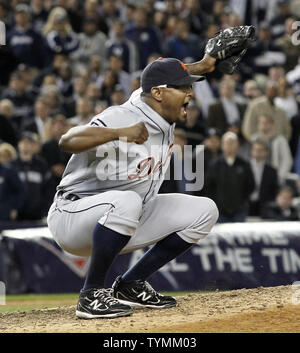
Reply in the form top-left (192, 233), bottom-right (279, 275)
top-left (0, 0), bottom-right (300, 224)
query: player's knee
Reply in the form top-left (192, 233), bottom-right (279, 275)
top-left (121, 191), bottom-right (143, 220)
top-left (204, 197), bottom-right (219, 226)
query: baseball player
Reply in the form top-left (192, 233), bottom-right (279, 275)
top-left (47, 26), bottom-right (255, 319)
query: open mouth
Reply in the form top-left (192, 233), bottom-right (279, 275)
top-left (181, 102), bottom-right (189, 117)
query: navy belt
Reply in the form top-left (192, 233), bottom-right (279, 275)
top-left (57, 191), bottom-right (80, 201)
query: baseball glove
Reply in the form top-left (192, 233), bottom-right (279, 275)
top-left (216, 49), bottom-right (247, 74)
top-left (205, 26), bottom-right (256, 74)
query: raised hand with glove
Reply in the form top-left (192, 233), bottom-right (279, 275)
top-left (205, 26), bottom-right (256, 74)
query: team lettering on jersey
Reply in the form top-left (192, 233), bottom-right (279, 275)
top-left (128, 144), bottom-right (174, 180)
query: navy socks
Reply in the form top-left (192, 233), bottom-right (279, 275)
top-left (83, 223), bottom-right (130, 290)
top-left (122, 232), bottom-right (193, 281)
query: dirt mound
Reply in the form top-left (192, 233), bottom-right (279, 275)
top-left (0, 285), bottom-right (299, 333)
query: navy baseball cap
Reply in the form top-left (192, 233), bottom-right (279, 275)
top-left (141, 58), bottom-right (205, 93)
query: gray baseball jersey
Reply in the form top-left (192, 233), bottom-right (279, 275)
top-left (57, 88), bottom-right (175, 204)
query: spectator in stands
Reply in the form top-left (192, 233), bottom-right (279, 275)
top-left (125, 5), bottom-right (162, 69)
top-left (203, 128), bottom-right (222, 171)
top-left (7, 3), bottom-right (48, 69)
top-left (164, 15), bottom-right (177, 40)
top-left (251, 114), bottom-right (293, 184)
top-left (276, 16), bottom-right (300, 72)
top-left (208, 0), bottom-right (227, 26)
top-left (108, 55), bottom-right (132, 98)
top-left (97, 68), bottom-right (119, 105)
top-left (205, 132), bottom-right (255, 223)
top-left (12, 132), bottom-right (53, 221)
top-left (163, 17), bottom-right (204, 63)
top-left (270, 0), bottom-right (292, 40)
top-left (21, 98), bottom-right (51, 137)
top-left (56, 61), bottom-right (74, 100)
top-left (99, 0), bottom-right (120, 29)
top-left (130, 70), bottom-right (142, 93)
top-left (41, 115), bottom-right (71, 193)
top-left (72, 75), bottom-right (88, 101)
top-left (249, 139), bottom-right (279, 217)
top-left (207, 77), bottom-right (247, 136)
top-left (83, 0), bottom-right (109, 35)
top-left (0, 99), bottom-right (20, 132)
top-left (0, 143), bottom-right (17, 166)
top-left (1, 72), bottom-right (34, 124)
top-left (16, 63), bottom-right (39, 99)
top-left (41, 74), bottom-right (57, 88)
top-left (275, 76), bottom-right (299, 121)
top-left (31, 0), bottom-right (49, 33)
top-left (69, 97), bottom-right (94, 126)
top-left (56, 0), bottom-right (83, 34)
top-left (245, 21), bottom-right (286, 76)
top-left (152, 7), bottom-right (167, 43)
top-left (39, 84), bottom-right (66, 117)
top-left (33, 53), bottom-right (68, 90)
top-left (261, 186), bottom-right (299, 221)
top-left (0, 144), bottom-right (25, 221)
top-left (242, 80), bottom-right (291, 141)
top-left (110, 85), bottom-right (126, 106)
top-left (42, 7), bottom-right (80, 62)
top-left (0, 107), bottom-right (18, 147)
top-left (180, 0), bottom-right (208, 36)
top-left (70, 16), bottom-right (107, 69)
top-left (242, 80), bottom-right (262, 104)
top-left (87, 55), bottom-right (103, 83)
top-left (105, 16), bottom-right (140, 74)
top-left (85, 83), bottom-right (102, 106)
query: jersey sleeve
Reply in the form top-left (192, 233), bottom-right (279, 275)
top-left (89, 88), bottom-right (142, 129)
top-left (89, 105), bottom-right (140, 129)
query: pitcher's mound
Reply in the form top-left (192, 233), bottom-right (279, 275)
top-left (0, 285), bottom-right (299, 333)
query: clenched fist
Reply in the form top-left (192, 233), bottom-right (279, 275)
top-left (118, 122), bottom-right (149, 144)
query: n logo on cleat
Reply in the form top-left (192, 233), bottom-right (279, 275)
top-left (90, 299), bottom-right (106, 310)
top-left (137, 292), bottom-right (151, 302)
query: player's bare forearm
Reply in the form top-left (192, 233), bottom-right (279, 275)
top-left (59, 126), bottom-right (119, 153)
top-left (59, 122), bottom-right (148, 153)
top-left (185, 54), bottom-right (216, 75)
